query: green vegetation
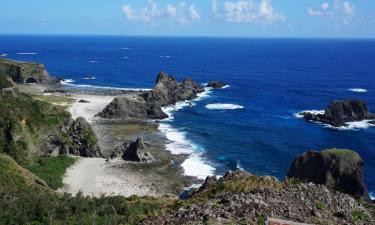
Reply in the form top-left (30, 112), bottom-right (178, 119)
top-left (0, 153), bottom-right (173, 225)
top-left (28, 156), bottom-right (76, 189)
top-left (32, 94), bottom-right (76, 106)
top-left (315, 201), bottom-right (327, 210)
top-left (256, 213), bottom-right (266, 225)
top-left (0, 73), bottom-right (13, 89)
top-left (321, 148), bottom-right (358, 157)
top-left (0, 91), bottom-right (70, 166)
top-left (350, 209), bottom-right (368, 224)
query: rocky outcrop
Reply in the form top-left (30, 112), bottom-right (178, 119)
top-left (301, 100), bottom-right (375, 127)
top-left (287, 149), bottom-right (370, 201)
top-left (117, 138), bottom-right (155, 163)
top-left (97, 72), bottom-right (204, 120)
top-left (207, 81), bottom-right (226, 89)
top-left (42, 117), bottom-right (102, 157)
top-left (0, 58), bottom-right (52, 84)
top-left (143, 72), bottom-right (205, 106)
top-left (142, 170), bottom-right (374, 225)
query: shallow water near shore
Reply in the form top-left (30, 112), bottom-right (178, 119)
top-left (1, 35), bottom-right (375, 198)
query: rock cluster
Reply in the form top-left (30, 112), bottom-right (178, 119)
top-left (142, 170), bottom-right (374, 225)
top-left (41, 117), bottom-right (102, 157)
top-left (207, 81), bottom-right (226, 89)
top-left (301, 100), bottom-right (375, 127)
top-left (114, 138), bottom-right (155, 163)
top-left (287, 149), bottom-right (370, 201)
top-left (97, 72), bottom-right (204, 120)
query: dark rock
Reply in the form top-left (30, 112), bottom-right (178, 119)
top-left (143, 72), bottom-right (204, 107)
top-left (67, 117), bottom-right (102, 157)
top-left (78, 99), bottom-right (90, 103)
top-left (119, 138), bottom-right (155, 163)
top-left (302, 100), bottom-right (375, 127)
top-left (207, 81), bottom-right (226, 89)
top-left (41, 117), bottom-right (102, 158)
top-left (287, 149), bottom-right (370, 201)
top-left (97, 72), bottom-right (203, 120)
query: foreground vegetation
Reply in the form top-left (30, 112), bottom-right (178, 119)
top-left (28, 156), bottom-right (76, 189)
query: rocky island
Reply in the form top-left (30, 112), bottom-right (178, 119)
top-left (300, 100), bottom-right (375, 127)
top-left (1, 58), bottom-right (375, 225)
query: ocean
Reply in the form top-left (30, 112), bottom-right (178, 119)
top-left (1, 35), bottom-right (375, 198)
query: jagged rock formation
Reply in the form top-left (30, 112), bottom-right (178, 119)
top-left (207, 81), bottom-right (226, 89)
top-left (41, 117), bottom-right (102, 157)
top-left (97, 72), bottom-right (204, 120)
top-left (301, 100), bottom-right (375, 127)
top-left (0, 58), bottom-right (52, 84)
top-left (142, 170), bottom-right (374, 225)
top-left (117, 138), bottom-right (155, 163)
top-left (287, 149), bottom-right (370, 201)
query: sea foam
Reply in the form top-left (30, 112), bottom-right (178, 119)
top-left (370, 192), bottom-right (375, 201)
top-left (295, 110), bottom-right (375, 130)
top-left (206, 103), bottom-right (244, 110)
top-left (17, 52), bottom-right (37, 55)
top-left (158, 123), bottom-right (215, 180)
top-left (61, 79), bottom-right (151, 91)
top-left (0, 53), bottom-right (7, 57)
top-left (349, 88), bottom-right (368, 93)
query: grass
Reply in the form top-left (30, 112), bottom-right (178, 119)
top-left (28, 155), bottom-right (76, 189)
top-left (316, 201), bottom-right (327, 210)
top-left (0, 154), bottom-right (28, 191)
top-left (321, 148), bottom-right (358, 157)
top-left (32, 94), bottom-right (76, 106)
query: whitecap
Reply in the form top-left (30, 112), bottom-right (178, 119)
top-left (222, 85), bottom-right (230, 89)
top-left (61, 79), bottom-right (75, 84)
top-left (181, 154), bottom-right (215, 180)
top-left (89, 60), bottom-right (98, 63)
top-left (349, 88), bottom-right (367, 93)
top-left (160, 55), bottom-right (171, 58)
top-left (62, 83), bottom-right (151, 91)
top-left (83, 76), bottom-right (96, 80)
top-left (205, 103), bottom-right (244, 110)
top-left (0, 53), bottom-right (7, 57)
top-left (370, 192), bottom-right (375, 201)
top-left (294, 110), bottom-right (325, 118)
top-left (17, 52), bottom-right (37, 55)
top-left (121, 47), bottom-right (132, 50)
top-left (123, 56), bottom-right (129, 59)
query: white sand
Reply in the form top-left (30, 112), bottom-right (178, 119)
top-left (58, 158), bottom-right (160, 197)
top-left (67, 94), bottom-right (114, 123)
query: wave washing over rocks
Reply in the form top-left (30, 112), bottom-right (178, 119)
top-left (349, 88), bottom-right (368, 93)
top-left (206, 103), bottom-right (244, 110)
top-left (159, 88), bottom-right (215, 180)
top-left (295, 110), bottom-right (375, 130)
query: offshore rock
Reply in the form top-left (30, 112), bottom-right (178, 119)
top-left (207, 81), bottom-right (226, 89)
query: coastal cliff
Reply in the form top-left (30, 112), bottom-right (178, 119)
top-left (0, 58), bottom-right (53, 84)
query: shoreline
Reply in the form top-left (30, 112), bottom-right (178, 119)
top-left (19, 82), bottom-right (201, 197)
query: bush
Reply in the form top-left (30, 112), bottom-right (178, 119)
top-left (0, 74), bottom-right (12, 89)
top-left (28, 156), bottom-right (76, 189)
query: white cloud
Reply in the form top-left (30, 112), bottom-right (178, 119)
top-left (122, 0), bottom-right (200, 24)
top-left (307, 0), bottom-right (355, 24)
top-left (222, 0), bottom-right (285, 23)
top-left (122, 0), bottom-right (159, 22)
top-left (189, 5), bottom-right (200, 20)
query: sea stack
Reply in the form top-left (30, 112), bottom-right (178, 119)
top-left (301, 99), bottom-right (375, 127)
top-left (287, 149), bottom-right (370, 201)
top-left (207, 80), bottom-right (226, 89)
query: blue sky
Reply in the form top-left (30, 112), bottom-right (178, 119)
top-left (1, 0), bottom-right (375, 38)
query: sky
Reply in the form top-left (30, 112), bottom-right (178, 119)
top-left (1, 0), bottom-right (375, 38)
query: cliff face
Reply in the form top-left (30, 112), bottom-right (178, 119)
top-left (0, 58), bottom-right (52, 84)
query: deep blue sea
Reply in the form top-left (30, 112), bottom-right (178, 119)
top-left (1, 35), bottom-right (375, 197)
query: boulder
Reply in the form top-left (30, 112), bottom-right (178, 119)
top-left (287, 149), bottom-right (370, 201)
top-left (302, 100), bottom-right (375, 127)
top-left (120, 138), bottom-right (155, 163)
top-left (97, 97), bottom-right (148, 119)
top-left (207, 81), bottom-right (226, 89)
top-left (78, 99), bottom-right (90, 103)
